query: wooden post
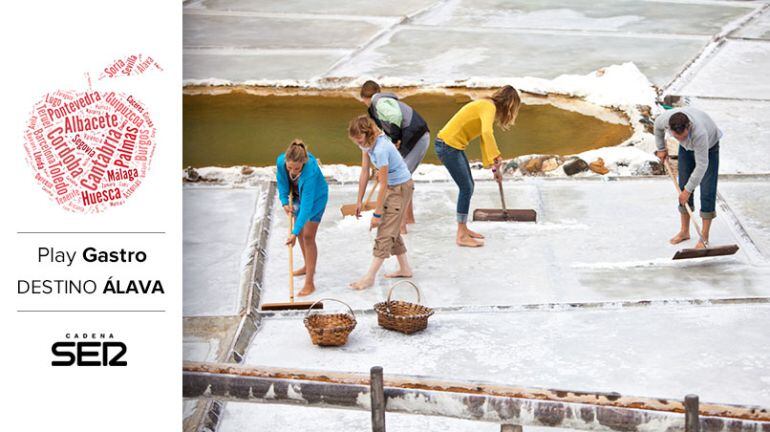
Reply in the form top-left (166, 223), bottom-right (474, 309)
top-left (501, 425), bottom-right (523, 431)
top-left (371, 366), bottom-right (386, 432)
top-left (685, 394), bottom-right (700, 432)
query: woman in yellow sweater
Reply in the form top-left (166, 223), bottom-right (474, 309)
top-left (435, 85), bottom-right (521, 247)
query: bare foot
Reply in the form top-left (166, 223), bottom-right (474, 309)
top-left (349, 277), bottom-right (374, 290)
top-left (457, 235), bottom-right (484, 248)
top-left (406, 215), bottom-right (415, 225)
top-left (695, 240), bottom-right (707, 250)
top-left (297, 283), bottom-right (315, 297)
top-left (385, 269), bottom-right (413, 278)
top-left (669, 232), bottom-right (690, 245)
top-left (292, 266), bottom-right (306, 276)
top-left (466, 228), bottom-right (485, 239)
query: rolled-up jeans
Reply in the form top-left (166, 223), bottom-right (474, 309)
top-left (435, 138), bottom-right (474, 224)
top-left (678, 142), bottom-right (719, 219)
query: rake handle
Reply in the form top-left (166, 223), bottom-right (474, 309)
top-left (288, 193), bottom-right (295, 304)
top-left (363, 176), bottom-right (379, 207)
top-left (497, 181), bottom-right (507, 213)
top-left (663, 159), bottom-right (706, 246)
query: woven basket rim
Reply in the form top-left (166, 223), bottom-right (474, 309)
top-left (374, 301), bottom-right (434, 320)
top-left (304, 315), bottom-right (356, 332)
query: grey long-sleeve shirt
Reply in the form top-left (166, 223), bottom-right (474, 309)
top-left (654, 107), bottom-right (723, 192)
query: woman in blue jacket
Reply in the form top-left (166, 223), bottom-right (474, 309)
top-left (276, 139), bottom-right (329, 296)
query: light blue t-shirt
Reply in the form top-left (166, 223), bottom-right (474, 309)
top-left (367, 134), bottom-right (411, 186)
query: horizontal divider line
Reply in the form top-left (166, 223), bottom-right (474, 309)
top-left (17, 231), bottom-right (166, 234)
top-left (17, 309), bottom-right (167, 313)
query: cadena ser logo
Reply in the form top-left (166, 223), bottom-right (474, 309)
top-left (51, 332), bottom-right (127, 367)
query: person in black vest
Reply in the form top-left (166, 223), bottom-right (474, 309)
top-left (360, 80), bottom-right (430, 233)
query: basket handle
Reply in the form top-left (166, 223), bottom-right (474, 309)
top-left (305, 298), bottom-right (356, 320)
top-left (385, 280), bottom-right (422, 314)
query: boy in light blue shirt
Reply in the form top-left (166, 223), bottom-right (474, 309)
top-left (367, 134), bottom-right (412, 186)
top-left (347, 116), bottom-right (414, 290)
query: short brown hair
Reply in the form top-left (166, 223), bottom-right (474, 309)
top-left (285, 139), bottom-right (309, 163)
top-left (360, 80), bottom-right (381, 99)
top-left (668, 112), bottom-right (690, 134)
top-left (489, 85), bottom-right (521, 130)
top-left (348, 115), bottom-right (380, 147)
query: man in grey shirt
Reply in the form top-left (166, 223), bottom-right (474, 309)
top-left (655, 106), bottom-right (722, 249)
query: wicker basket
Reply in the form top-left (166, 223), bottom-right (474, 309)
top-left (304, 298), bottom-right (357, 346)
top-left (374, 281), bottom-right (434, 334)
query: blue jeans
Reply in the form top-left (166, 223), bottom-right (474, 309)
top-left (678, 143), bottom-right (719, 219)
top-left (435, 138), bottom-right (473, 223)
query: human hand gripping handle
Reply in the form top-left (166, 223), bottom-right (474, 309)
top-left (370, 166), bottom-right (388, 230)
top-left (658, 152), bottom-right (693, 207)
top-left (285, 193), bottom-right (296, 245)
top-left (357, 177), bottom-right (379, 219)
top-left (492, 156), bottom-right (503, 183)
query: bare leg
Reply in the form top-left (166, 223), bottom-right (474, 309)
top-left (457, 223), bottom-right (484, 247)
top-left (350, 257), bottom-right (385, 290)
top-left (695, 218), bottom-right (713, 249)
top-left (400, 198), bottom-right (416, 234)
top-left (293, 231), bottom-right (307, 276)
top-left (406, 200), bottom-right (415, 225)
top-left (297, 222), bottom-right (319, 296)
top-left (384, 253), bottom-right (413, 278)
top-left (670, 211), bottom-right (691, 245)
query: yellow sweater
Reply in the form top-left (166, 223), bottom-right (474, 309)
top-left (437, 99), bottom-right (500, 167)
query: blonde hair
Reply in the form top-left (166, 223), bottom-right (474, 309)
top-left (348, 115), bottom-right (380, 148)
top-left (488, 85), bottom-right (521, 130)
top-left (285, 139), bottom-right (309, 163)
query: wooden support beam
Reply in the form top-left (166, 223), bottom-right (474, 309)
top-left (183, 362), bottom-right (770, 422)
top-left (183, 362), bottom-right (770, 432)
top-left (371, 367), bottom-right (386, 432)
top-left (686, 394), bottom-right (700, 432)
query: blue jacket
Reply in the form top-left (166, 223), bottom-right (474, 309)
top-left (276, 152), bottom-right (329, 236)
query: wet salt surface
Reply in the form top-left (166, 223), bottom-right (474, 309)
top-left (184, 187), bottom-right (261, 316)
top-left (258, 180), bottom-right (770, 311)
top-left (326, 27), bottom-right (705, 86)
top-left (688, 98), bottom-right (770, 175)
top-left (189, 0), bottom-right (438, 17)
top-left (413, 0), bottom-right (753, 36)
top-left (183, 52), bottom-right (343, 83)
top-left (720, 179), bottom-right (770, 259)
top-left (183, 175), bottom-right (770, 428)
top-left (183, 338), bottom-right (221, 363)
top-left (184, 13), bottom-right (383, 50)
top-left (734, 7), bottom-right (770, 40)
top-left (245, 304), bottom-right (770, 406)
top-left (219, 402), bottom-right (570, 432)
top-left (677, 40), bottom-right (770, 100)
top-left (182, 0), bottom-right (759, 86)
